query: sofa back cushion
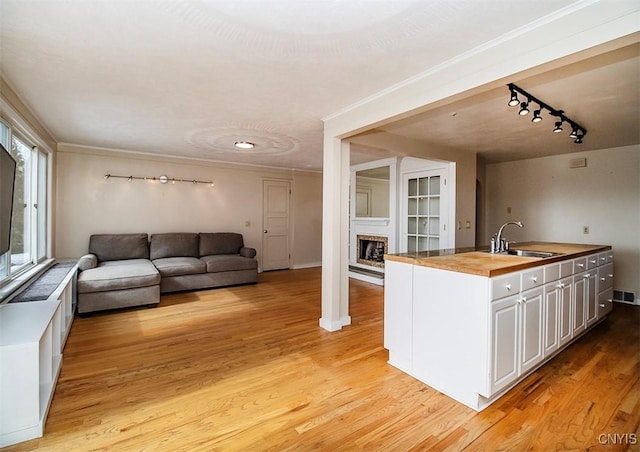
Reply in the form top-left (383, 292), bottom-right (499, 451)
top-left (199, 233), bottom-right (244, 256)
top-left (150, 233), bottom-right (199, 260)
top-left (89, 233), bottom-right (149, 262)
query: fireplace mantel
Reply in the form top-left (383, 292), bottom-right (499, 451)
top-left (352, 217), bottom-right (390, 227)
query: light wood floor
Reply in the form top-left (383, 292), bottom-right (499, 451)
top-left (6, 268), bottom-right (639, 451)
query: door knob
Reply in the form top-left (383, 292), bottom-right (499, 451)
top-left (264, 229), bottom-right (268, 233)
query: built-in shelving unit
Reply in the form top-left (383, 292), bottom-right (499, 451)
top-left (0, 264), bottom-right (77, 447)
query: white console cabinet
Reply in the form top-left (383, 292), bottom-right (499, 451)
top-left (0, 265), bottom-right (76, 447)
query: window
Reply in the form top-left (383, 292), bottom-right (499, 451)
top-left (0, 119), bottom-right (48, 283)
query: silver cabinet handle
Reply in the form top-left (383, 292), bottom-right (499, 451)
top-left (600, 277), bottom-right (605, 281)
top-left (577, 263), bottom-right (585, 268)
top-left (584, 273), bottom-right (591, 278)
top-left (599, 304), bottom-right (605, 308)
top-left (532, 277), bottom-right (537, 283)
top-left (506, 283), bottom-right (512, 291)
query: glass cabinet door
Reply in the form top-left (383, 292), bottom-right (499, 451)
top-left (406, 172), bottom-right (443, 252)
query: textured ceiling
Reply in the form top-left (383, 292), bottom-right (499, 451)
top-left (0, 0), bottom-right (637, 171)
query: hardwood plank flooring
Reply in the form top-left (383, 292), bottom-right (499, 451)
top-left (4, 268), bottom-right (639, 451)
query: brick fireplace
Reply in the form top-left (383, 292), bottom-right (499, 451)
top-left (356, 234), bottom-right (388, 268)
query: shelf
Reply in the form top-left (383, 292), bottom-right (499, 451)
top-left (0, 264), bottom-right (77, 447)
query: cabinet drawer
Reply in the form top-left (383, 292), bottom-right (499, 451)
top-left (598, 263), bottom-right (614, 291)
top-left (586, 254), bottom-right (599, 270)
top-left (573, 257), bottom-right (587, 273)
top-left (491, 274), bottom-right (520, 300)
top-left (560, 261), bottom-right (573, 279)
top-left (598, 288), bottom-right (614, 317)
top-left (521, 267), bottom-right (544, 291)
top-left (545, 263), bottom-right (560, 283)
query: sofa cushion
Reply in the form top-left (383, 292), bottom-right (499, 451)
top-left (77, 259), bottom-right (160, 294)
top-left (199, 233), bottom-right (244, 256)
top-left (150, 233), bottom-right (199, 260)
top-left (201, 254), bottom-right (258, 273)
top-left (152, 257), bottom-right (206, 277)
top-left (89, 233), bottom-right (149, 262)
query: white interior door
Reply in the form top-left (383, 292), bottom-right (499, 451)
top-left (402, 169), bottom-right (449, 252)
top-left (262, 180), bottom-right (291, 271)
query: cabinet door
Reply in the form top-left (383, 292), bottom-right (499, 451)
top-left (520, 287), bottom-right (544, 374)
top-left (558, 278), bottom-right (573, 347)
top-left (543, 285), bottom-right (559, 357)
top-left (573, 275), bottom-right (586, 336)
top-left (490, 295), bottom-right (519, 395)
top-left (585, 272), bottom-right (598, 327)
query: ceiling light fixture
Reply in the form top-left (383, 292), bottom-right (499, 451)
top-left (531, 108), bottom-right (543, 123)
top-left (518, 101), bottom-right (530, 116)
top-left (507, 83), bottom-right (587, 144)
top-left (234, 141), bottom-right (255, 149)
top-left (508, 89), bottom-right (520, 107)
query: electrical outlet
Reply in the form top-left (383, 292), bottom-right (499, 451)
top-left (583, 226), bottom-right (589, 234)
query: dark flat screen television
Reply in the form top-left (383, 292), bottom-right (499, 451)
top-left (0, 143), bottom-right (16, 256)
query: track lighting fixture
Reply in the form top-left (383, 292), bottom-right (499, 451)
top-left (507, 83), bottom-right (587, 144)
top-left (104, 174), bottom-right (215, 187)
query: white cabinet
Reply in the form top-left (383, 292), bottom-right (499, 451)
top-left (489, 276), bottom-right (543, 395)
top-left (489, 294), bottom-right (519, 394)
top-left (384, 247), bottom-right (613, 412)
top-left (519, 286), bottom-right (544, 374)
top-left (0, 265), bottom-right (76, 447)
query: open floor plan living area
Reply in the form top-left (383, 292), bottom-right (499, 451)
top-left (1, 1), bottom-right (638, 450)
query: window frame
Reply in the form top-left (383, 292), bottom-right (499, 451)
top-left (0, 115), bottom-right (52, 286)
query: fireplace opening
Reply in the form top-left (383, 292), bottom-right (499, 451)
top-left (356, 235), bottom-right (388, 268)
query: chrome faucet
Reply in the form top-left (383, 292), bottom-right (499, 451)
top-left (491, 221), bottom-right (524, 253)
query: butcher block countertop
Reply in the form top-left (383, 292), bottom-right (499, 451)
top-left (385, 242), bottom-right (611, 277)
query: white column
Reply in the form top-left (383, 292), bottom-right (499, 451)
top-left (319, 136), bottom-right (350, 331)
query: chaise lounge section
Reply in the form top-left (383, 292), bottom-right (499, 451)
top-left (76, 233), bottom-right (160, 314)
top-left (76, 232), bottom-right (258, 314)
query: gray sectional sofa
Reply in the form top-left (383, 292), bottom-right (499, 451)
top-left (76, 232), bottom-right (258, 314)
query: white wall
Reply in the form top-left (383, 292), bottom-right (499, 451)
top-left (55, 145), bottom-right (323, 270)
top-left (486, 145), bottom-right (640, 299)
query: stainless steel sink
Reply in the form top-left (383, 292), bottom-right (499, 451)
top-left (507, 249), bottom-right (559, 258)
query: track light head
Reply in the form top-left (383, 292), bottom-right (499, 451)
top-left (569, 127), bottom-right (578, 139)
top-left (553, 121), bottom-right (563, 133)
top-left (508, 90), bottom-right (519, 107)
top-left (574, 131), bottom-right (584, 144)
top-left (531, 109), bottom-right (542, 123)
top-left (518, 102), bottom-right (530, 116)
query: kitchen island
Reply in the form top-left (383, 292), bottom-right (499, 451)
top-left (384, 242), bottom-right (613, 411)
